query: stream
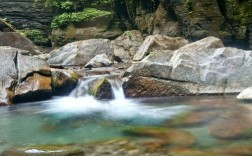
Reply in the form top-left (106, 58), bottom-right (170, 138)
top-left (0, 76), bottom-right (251, 155)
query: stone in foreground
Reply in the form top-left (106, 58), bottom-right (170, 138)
top-left (1, 145), bottom-right (84, 156)
top-left (237, 87), bottom-right (252, 102)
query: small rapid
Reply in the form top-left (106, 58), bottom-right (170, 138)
top-left (43, 75), bottom-right (191, 124)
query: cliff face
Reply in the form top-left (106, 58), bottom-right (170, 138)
top-left (116, 0), bottom-right (252, 49)
top-left (0, 0), bottom-right (53, 35)
top-left (0, 0), bottom-right (251, 49)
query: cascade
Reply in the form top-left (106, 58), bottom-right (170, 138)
top-left (43, 74), bottom-right (191, 123)
top-left (70, 74), bottom-right (125, 100)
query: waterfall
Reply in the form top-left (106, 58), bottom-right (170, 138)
top-left (70, 74), bottom-right (125, 100)
top-left (43, 74), bottom-right (192, 123)
top-left (107, 78), bottom-right (125, 100)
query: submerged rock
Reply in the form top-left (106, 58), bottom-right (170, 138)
top-left (209, 106), bottom-right (252, 139)
top-left (237, 87), bottom-right (252, 102)
top-left (48, 39), bottom-right (113, 66)
top-left (166, 111), bottom-right (218, 127)
top-left (123, 126), bottom-right (196, 147)
top-left (1, 145), bottom-right (84, 156)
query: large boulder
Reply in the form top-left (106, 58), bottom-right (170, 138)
top-left (111, 30), bottom-right (144, 61)
top-left (237, 87), bottom-right (252, 102)
top-left (51, 69), bottom-right (79, 95)
top-left (0, 31), bottom-right (41, 55)
top-left (133, 35), bottom-right (189, 61)
top-left (0, 46), bottom-right (52, 105)
top-left (124, 36), bottom-right (252, 97)
top-left (85, 53), bottom-right (112, 68)
top-left (0, 47), bottom-right (18, 105)
top-left (48, 39), bottom-right (114, 66)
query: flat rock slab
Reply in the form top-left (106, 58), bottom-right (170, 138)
top-left (1, 145), bottom-right (84, 156)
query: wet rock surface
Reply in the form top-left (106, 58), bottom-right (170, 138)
top-left (51, 69), bottom-right (79, 95)
top-left (209, 106), bottom-right (252, 139)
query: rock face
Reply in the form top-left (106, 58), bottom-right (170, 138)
top-left (0, 19), bottom-right (15, 32)
top-left (0, 46), bottom-right (52, 105)
top-left (0, 0), bottom-right (53, 36)
top-left (0, 32), bottom-right (41, 55)
top-left (51, 14), bottom-right (123, 46)
top-left (133, 35), bottom-right (189, 61)
top-left (111, 30), bottom-right (144, 61)
top-left (124, 36), bottom-right (252, 97)
top-left (237, 87), bottom-right (252, 102)
top-left (48, 39), bottom-right (114, 66)
top-left (116, 0), bottom-right (252, 49)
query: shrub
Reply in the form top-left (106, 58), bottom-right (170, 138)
top-left (51, 8), bottom-right (113, 28)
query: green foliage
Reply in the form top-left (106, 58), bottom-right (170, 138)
top-left (21, 29), bottom-right (50, 46)
top-left (51, 8), bottom-right (112, 28)
top-left (35, 0), bottom-right (115, 29)
top-left (229, 0), bottom-right (252, 25)
top-left (185, 0), bottom-right (193, 12)
top-left (35, 0), bottom-right (115, 12)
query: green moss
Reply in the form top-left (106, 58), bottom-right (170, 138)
top-left (19, 29), bottom-right (50, 46)
top-left (89, 78), bottom-right (109, 96)
top-left (229, 0), bottom-right (252, 26)
top-left (185, 0), bottom-right (193, 12)
top-left (51, 8), bottom-right (113, 28)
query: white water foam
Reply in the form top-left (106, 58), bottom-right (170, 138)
top-left (43, 75), bottom-right (191, 123)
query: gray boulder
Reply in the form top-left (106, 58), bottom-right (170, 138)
top-left (85, 53), bottom-right (112, 68)
top-left (124, 36), bottom-right (252, 97)
top-left (0, 47), bottom-right (18, 105)
top-left (0, 46), bottom-right (52, 105)
top-left (48, 39), bottom-right (113, 66)
top-left (237, 87), bottom-right (252, 102)
top-left (111, 30), bottom-right (144, 61)
top-left (133, 34), bottom-right (189, 61)
top-left (0, 31), bottom-right (41, 55)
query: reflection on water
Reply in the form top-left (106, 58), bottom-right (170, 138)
top-left (0, 95), bottom-right (251, 155)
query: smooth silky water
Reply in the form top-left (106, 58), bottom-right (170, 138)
top-left (0, 76), bottom-right (250, 154)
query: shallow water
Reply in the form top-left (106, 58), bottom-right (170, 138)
top-left (0, 95), bottom-right (250, 155)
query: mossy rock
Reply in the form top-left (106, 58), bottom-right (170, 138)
top-left (89, 78), bottom-right (112, 99)
top-left (51, 69), bottom-right (79, 95)
top-left (1, 145), bottom-right (84, 156)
